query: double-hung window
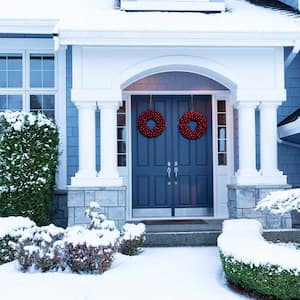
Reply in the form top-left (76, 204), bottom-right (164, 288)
top-left (0, 52), bottom-right (56, 119)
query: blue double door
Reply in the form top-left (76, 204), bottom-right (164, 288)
top-left (132, 95), bottom-right (213, 218)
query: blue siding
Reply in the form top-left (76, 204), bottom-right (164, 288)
top-left (278, 48), bottom-right (300, 187)
top-left (66, 46), bottom-right (79, 185)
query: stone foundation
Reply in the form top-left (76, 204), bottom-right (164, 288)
top-left (68, 186), bottom-right (126, 229)
top-left (227, 184), bottom-right (292, 229)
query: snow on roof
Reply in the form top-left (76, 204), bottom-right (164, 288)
top-left (0, 0), bottom-right (299, 36)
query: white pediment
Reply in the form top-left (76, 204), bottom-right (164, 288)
top-left (120, 0), bottom-right (225, 12)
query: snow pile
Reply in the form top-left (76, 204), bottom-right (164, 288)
top-left (121, 223), bottom-right (145, 241)
top-left (218, 219), bottom-right (300, 273)
top-left (256, 188), bottom-right (300, 214)
top-left (0, 216), bottom-right (36, 239)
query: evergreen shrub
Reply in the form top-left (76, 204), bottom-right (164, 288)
top-left (0, 111), bottom-right (59, 225)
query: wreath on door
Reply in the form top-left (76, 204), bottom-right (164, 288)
top-left (137, 109), bottom-right (165, 138)
top-left (178, 111), bottom-right (207, 140)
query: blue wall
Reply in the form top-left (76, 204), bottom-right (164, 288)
top-left (277, 48), bottom-right (300, 187)
top-left (66, 46), bottom-right (79, 185)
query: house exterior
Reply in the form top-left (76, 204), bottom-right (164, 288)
top-left (0, 0), bottom-right (300, 229)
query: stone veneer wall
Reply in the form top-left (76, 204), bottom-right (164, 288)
top-left (228, 185), bottom-right (292, 229)
top-left (68, 187), bottom-right (126, 229)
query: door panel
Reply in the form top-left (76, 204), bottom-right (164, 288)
top-left (132, 94), bottom-right (213, 216)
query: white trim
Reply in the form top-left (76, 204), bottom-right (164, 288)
top-left (0, 19), bottom-right (58, 34)
top-left (59, 31), bottom-right (300, 47)
top-left (278, 117), bottom-right (300, 138)
top-left (120, 0), bottom-right (225, 12)
top-left (124, 89), bottom-right (232, 221)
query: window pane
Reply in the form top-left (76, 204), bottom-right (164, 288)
top-left (30, 95), bottom-right (42, 110)
top-left (118, 155), bottom-right (126, 167)
top-left (0, 57), bottom-right (6, 70)
top-left (43, 110), bottom-right (55, 119)
top-left (0, 71), bottom-right (6, 88)
top-left (8, 70), bottom-right (22, 87)
top-left (43, 95), bottom-right (55, 109)
top-left (118, 141), bottom-right (126, 153)
top-left (217, 114), bottom-right (226, 125)
top-left (218, 139), bottom-right (226, 152)
top-left (43, 56), bottom-right (54, 70)
top-left (117, 128), bottom-right (126, 140)
top-left (8, 95), bottom-right (22, 110)
top-left (7, 56), bottom-right (22, 70)
top-left (43, 70), bottom-right (54, 88)
top-left (218, 127), bottom-right (226, 139)
top-left (218, 153), bottom-right (227, 166)
top-left (30, 70), bottom-right (42, 88)
top-left (0, 95), bottom-right (7, 109)
top-left (117, 114), bottom-right (126, 126)
top-left (30, 56), bottom-right (42, 70)
top-left (217, 100), bottom-right (226, 112)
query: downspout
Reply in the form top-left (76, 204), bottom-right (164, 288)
top-left (285, 40), bottom-right (300, 68)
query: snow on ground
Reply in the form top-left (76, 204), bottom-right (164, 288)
top-left (0, 247), bottom-right (248, 300)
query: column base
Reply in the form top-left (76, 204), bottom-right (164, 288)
top-left (71, 173), bottom-right (99, 187)
top-left (259, 170), bottom-right (287, 185)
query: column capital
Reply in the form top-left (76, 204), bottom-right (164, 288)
top-left (234, 101), bottom-right (259, 109)
top-left (259, 101), bottom-right (281, 109)
top-left (97, 100), bottom-right (122, 110)
top-left (74, 100), bottom-right (97, 110)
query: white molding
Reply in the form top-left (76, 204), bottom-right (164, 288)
top-left (71, 88), bottom-right (122, 104)
top-left (278, 117), bottom-right (300, 138)
top-left (59, 30), bottom-right (300, 47)
top-left (120, 0), bottom-right (225, 12)
top-left (0, 19), bottom-right (58, 34)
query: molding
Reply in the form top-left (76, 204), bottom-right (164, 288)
top-left (278, 117), bottom-right (300, 138)
top-left (71, 88), bottom-right (122, 103)
top-left (58, 31), bottom-right (300, 47)
top-left (0, 19), bottom-right (58, 34)
top-left (236, 89), bottom-right (286, 103)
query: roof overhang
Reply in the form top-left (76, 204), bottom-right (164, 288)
top-left (58, 30), bottom-right (300, 47)
top-left (0, 19), bottom-right (59, 35)
top-left (278, 116), bottom-right (300, 144)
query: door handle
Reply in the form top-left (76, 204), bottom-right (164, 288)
top-left (167, 161), bottom-right (171, 185)
top-left (174, 161), bottom-right (178, 185)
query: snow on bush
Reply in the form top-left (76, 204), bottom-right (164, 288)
top-left (120, 223), bottom-right (146, 256)
top-left (0, 111), bottom-right (59, 226)
top-left (218, 219), bottom-right (300, 299)
top-left (0, 216), bottom-right (36, 264)
top-left (256, 188), bottom-right (300, 214)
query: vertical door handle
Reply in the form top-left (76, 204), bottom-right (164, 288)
top-left (174, 161), bottom-right (178, 185)
top-left (167, 161), bottom-right (171, 185)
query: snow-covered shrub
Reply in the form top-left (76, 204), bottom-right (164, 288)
top-left (256, 188), bottom-right (300, 214)
top-left (218, 219), bottom-right (300, 300)
top-left (0, 111), bottom-right (59, 226)
top-left (119, 223), bottom-right (145, 256)
top-left (0, 216), bottom-right (36, 264)
top-left (14, 224), bottom-right (65, 272)
top-left (61, 226), bottom-right (119, 274)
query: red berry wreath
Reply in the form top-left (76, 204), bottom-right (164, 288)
top-left (178, 111), bottom-right (207, 140)
top-left (137, 110), bottom-right (165, 138)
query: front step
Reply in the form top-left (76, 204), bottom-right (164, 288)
top-left (144, 231), bottom-right (221, 247)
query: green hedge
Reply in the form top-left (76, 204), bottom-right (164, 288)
top-left (220, 252), bottom-right (300, 300)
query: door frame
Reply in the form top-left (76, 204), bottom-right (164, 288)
top-left (121, 89), bottom-right (233, 221)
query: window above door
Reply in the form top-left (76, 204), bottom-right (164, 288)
top-left (120, 0), bottom-right (225, 12)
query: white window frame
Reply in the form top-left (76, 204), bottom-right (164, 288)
top-left (0, 39), bottom-right (67, 189)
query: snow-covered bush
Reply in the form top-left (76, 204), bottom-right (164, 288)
top-left (218, 219), bottom-right (300, 300)
top-left (256, 188), bottom-right (300, 214)
top-left (61, 226), bottom-right (119, 274)
top-left (0, 216), bottom-right (36, 264)
top-left (119, 223), bottom-right (145, 256)
top-left (0, 111), bottom-right (59, 226)
top-left (14, 224), bottom-right (65, 272)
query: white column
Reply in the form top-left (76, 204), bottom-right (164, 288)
top-left (97, 101), bottom-right (123, 186)
top-left (235, 101), bottom-right (260, 184)
top-left (71, 101), bottom-right (98, 186)
top-left (259, 102), bottom-right (287, 184)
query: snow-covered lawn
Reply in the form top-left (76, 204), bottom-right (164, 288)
top-left (0, 247), bottom-right (247, 300)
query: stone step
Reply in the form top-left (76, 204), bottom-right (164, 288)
top-left (143, 228), bottom-right (300, 247)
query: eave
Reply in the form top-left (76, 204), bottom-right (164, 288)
top-left (58, 30), bottom-right (300, 47)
